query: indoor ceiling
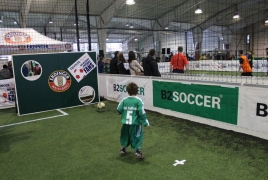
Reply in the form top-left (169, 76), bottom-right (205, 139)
top-left (0, 0), bottom-right (267, 44)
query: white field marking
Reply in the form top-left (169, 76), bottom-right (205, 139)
top-left (56, 109), bottom-right (69, 115)
top-left (173, 160), bottom-right (186, 166)
top-left (0, 109), bottom-right (68, 128)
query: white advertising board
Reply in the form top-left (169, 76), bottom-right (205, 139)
top-left (106, 76), bottom-right (153, 107)
top-left (188, 60), bottom-right (267, 72)
top-left (0, 78), bottom-right (15, 109)
top-left (238, 86), bottom-right (268, 134)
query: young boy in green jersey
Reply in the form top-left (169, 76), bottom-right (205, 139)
top-left (117, 82), bottom-right (149, 158)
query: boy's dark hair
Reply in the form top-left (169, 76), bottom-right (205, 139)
top-left (149, 49), bottom-right (155, 56)
top-left (178, 46), bottom-right (183, 52)
top-left (126, 82), bottom-right (138, 96)
top-left (3, 64), bottom-right (7, 68)
top-left (239, 50), bottom-right (243, 55)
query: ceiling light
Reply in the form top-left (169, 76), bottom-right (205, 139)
top-left (14, 21), bottom-right (17, 24)
top-left (49, 19), bottom-right (53, 24)
top-left (129, 24), bottom-right (134, 28)
top-left (106, 38), bottom-right (109, 40)
top-left (165, 27), bottom-right (169, 30)
top-left (126, 0), bottom-right (135, 5)
top-left (233, 12), bottom-right (240, 19)
top-left (126, 23), bottom-right (129, 27)
top-left (74, 23), bottom-right (79, 26)
top-left (0, 16), bottom-right (3, 23)
top-left (195, 6), bottom-right (202, 14)
top-left (265, 18), bottom-right (268, 24)
top-left (134, 38), bottom-right (138, 41)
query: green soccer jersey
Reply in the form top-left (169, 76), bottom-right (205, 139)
top-left (117, 96), bottom-right (149, 126)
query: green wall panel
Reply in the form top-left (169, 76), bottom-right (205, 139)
top-left (13, 52), bottom-right (99, 115)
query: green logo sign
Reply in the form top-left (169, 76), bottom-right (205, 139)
top-left (153, 81), bottom-right (239, 125)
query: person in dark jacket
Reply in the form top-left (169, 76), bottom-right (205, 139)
top-left (98, 56), bottom-right (105, 73)
top-left (143, 49), bottom-right (161, 77)
top-left (110, 51), bottom-right (120, 74)
top-left (117, 53), bottom-right (130, 75)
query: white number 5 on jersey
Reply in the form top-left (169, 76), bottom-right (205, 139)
top-left (126, 110), bottom-right (133, 124)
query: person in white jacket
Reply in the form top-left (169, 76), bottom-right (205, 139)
top-left (128, 51), bottom-right (144, 75)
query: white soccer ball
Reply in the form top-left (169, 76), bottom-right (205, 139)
top-left (100, 102), bottom-right (105, 108)
top-left (97, 103), bottom-right (103, 109)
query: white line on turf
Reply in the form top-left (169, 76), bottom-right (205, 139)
top-left (56, 109), bottom-right (69, 115)
top-left (0, 109), bottom-right (68, 128)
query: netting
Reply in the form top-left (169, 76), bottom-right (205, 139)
top-left (0, 0), bottom-right (268, 78)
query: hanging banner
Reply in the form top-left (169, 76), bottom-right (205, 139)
top-left (106, 76), bottom-right (152, 105)
top-left (238, 87), bottom-right (268, 134)
top-left (153, 81), bottom-right (239, 125)
top-left (0, 79), bottom-right (15, 109)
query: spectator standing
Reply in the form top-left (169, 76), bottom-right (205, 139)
top-left (0, 65), bottom-right (12, 79)
top-left (226, 53), bottom-right (232, 60)
top-left (103, 59), bottom-right (111, 74)
top-left (98, 56), bottom-right (105, 73)
top-left (7, 61), bottom-right (13, 77)
top-left (189, 54), bottom-right (194, 61)
top-left (143, 49), bottom-right (161, 77)
top-left (117, 53), bottom-right (129, 75)
top-left (237, 50), bottom-right (252, 76)
top-left (170, 46), bottom-right (189, 73)
top-left (110, 51), bottom-right (120, 74)
top-left (247, 51), bottom-right (254, 69)
top-left (128, 51), bottom-right (144, 76)
top-left (231, 54), bottom-right (236, 60)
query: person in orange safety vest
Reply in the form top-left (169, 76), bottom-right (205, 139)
top-left (237, 50), bottom-right (252, 76)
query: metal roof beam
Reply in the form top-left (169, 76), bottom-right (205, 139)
top-left (19, 0), bottom-right (32, 28)
top-left (100, 0), bottom-right (125, 25)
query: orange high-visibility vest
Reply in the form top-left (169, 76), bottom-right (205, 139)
top-left (240, 55), bottom-right (252, 72)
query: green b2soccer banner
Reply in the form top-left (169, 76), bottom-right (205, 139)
top-left (13, 52), bottom-right (99, 115)
top-left (153, 81), bottom-right (239, 125)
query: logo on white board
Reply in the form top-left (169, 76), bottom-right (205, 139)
top-left (68, 53), bottom-right (96, 82)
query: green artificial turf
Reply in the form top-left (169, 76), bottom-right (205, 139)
top-left (0, 101), bottom-right (267, 180)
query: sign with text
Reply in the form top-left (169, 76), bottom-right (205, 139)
top-left (0, 79), bottom-right (15, 109)
top-left (68, 53), bottom-right (96, 82)
top-left (106, 76), bottom-right (152, 106)
top-left (238, 87), bottom-right (268, 134)
top-left (153, 81), bottom-right (239, 124)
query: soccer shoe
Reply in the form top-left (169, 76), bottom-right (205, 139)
top-left (135, 150), bottom-right (144, 159)
top-left (120, 147), bottom-right (126, 156)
